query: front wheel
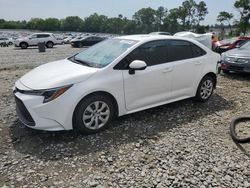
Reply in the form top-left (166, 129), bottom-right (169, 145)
top-left (73, 95), bottom-right (115, 134)
top-left (195, 76), bottom-right (215, 102)
top-left (46, 41), bottom-right (54, 48)
top-left (20, 42), bottom-right (28, 49)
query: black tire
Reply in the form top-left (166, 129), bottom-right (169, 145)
top-left (78, 42), bottom-right (83, 48)
top-left (20, 42), bottom-right (28, 49)
top-left (230, 116), bottom-right (250, 143)
top-left (222, 70), bottom-right (230, 74)
top-left (195, 75), bottom-right (215, 102)
top-left (73, 94), bottom-right (115, 134)
top-left (46, 41), bottom-right (54, 48)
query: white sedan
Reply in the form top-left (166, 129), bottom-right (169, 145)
top-left (14, 35), bottom-right (220, 134)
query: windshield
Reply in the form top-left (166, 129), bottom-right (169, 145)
top-left (73, 38), bottom-right (138, 68)
top-left (240, 41), bottom-right (250, 50)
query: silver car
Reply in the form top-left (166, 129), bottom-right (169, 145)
top-left (221, 41), bottom-right (250, 74)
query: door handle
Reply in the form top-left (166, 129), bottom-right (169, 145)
top-left (162, 67), bottom-right (173, 73)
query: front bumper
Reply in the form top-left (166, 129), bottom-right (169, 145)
top-left (14, 92), bottom-right (66, 131)
top-left (221, 61), bottom-right (250, 73)
top-left (13, 81), bottom-right (68, 131)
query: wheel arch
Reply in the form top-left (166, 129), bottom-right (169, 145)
top-left (20, 41), bottom-right (28, 46)
top-left (47, 40), bottom-right (54, 45)
top-left (203, 72), bottom-right (217, 89)
top-left (72, 91), bottom-right (119, 124)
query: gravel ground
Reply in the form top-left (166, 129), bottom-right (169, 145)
top-left (0, 45), bottom-right (250, 188)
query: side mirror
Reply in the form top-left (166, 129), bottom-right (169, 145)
top-left (128, 60), bottom-right (147, 75)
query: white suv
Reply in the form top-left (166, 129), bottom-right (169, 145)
top-left (14, 35), bottom-right (220, 134)
top-left (14, 33), bottom-right (57, 49)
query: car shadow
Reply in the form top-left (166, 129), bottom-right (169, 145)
top-left (13, 47), bottom-right (58, 50)
top-left (9, 93), bottom-right (234, 161)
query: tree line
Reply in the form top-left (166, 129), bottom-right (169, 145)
top-left (0, 0), bottom-right (249, 35)
top-left (217, 0), bottom-right (250, 35)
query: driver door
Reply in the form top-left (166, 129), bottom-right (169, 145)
top-left (119, 40), bottom-right (173, 111)
top-left (29, 34), bottom-right (38, 45)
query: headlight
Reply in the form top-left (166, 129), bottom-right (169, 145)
top-left (236, 58), bottom-right (250, 64)
top-left (16, 85), bottom-right (73, 103)
top-left (225, 57), bottom-right (234, 62)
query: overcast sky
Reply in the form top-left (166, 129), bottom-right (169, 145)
top-left (0, 0), bottom-right (240, 25)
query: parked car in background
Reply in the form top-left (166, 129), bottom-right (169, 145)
top-left (220, 41), bottom-right (250, 74)
top-left (63, 36), bottom-right (73, 44)
top-left (149, 32), bottom-right (171, 36)
top-left (71, 36), bottom-right (106, 47)
top-left (215, 36), bottom-right (250, 54)
top-left (0, 37), bottom-right (13, 45)
top-left (14, 33), bottom-right (57, 49)
top-left (14, 35), bottom-right (219, 134)
top-left (54, 35), bottom-right (64, 45)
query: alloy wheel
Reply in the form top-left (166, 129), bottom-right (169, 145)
top-left (82, 101), bottom-right (110, 130)
top-left (200, 79), bottom-right (213, 100)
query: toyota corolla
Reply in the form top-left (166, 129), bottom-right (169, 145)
top-left (14, 35), bottom-right (220, 134)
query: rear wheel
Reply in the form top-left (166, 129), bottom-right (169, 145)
top-left (195, 75), bottom-right (215, 102)
top-left (20, 42), bottom-right (28, 49)
top-left (73, 95), bottom-right (115, 134)
top-left (46, 41), bottom-right (54, 48)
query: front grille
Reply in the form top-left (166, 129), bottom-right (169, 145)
top-left (228, 65), bottom-right (244, 72)
top-left (15, 96), bottom-right (35, 126)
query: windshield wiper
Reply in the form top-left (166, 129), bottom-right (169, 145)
top-left (70, 56), bottom-right (93, 67)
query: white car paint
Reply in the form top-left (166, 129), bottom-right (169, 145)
top-left (14, 35), bottom-right (220, 131)
top-left (14, 33), bottom-right (57, 48)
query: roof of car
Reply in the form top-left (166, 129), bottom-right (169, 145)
top-left (116, 34), bottom-right (199, 44)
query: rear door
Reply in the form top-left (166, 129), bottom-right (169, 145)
top-left (37, 34), bottom-right (50, 44)
top-left (167, 40), bottom-right (207, 99)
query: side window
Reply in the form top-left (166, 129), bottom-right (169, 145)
top-left (38, 34), bottom-right (50, 38)
top-left (30, 34), bottom-right (37, 39)
top-left (117, 40), bottom-right (168, 69)
top-left (167, 40), bottom-right (193, 62)
top-left (191, 44), bottom-right (206, 57)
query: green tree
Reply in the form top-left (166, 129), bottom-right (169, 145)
top-left (43, 18), bottom-right (61, 31)
top-left (83, 13), bottom-right (108, 33)
top-left (163, 8), bottom-right (181, 34)
top-left (217, 11), bottom-right (234, 33)
top-left (27, 18), bottom-right (45, 30)
top-left (234, 0), bottom-right (250, 35)
top-left (195, 1), bottom-right (208, 26)
top-left (61, 16), bottom-right (84, 31)
top-left (133, 7), bottom-right (156, 33)
top-left (155, 6), bottom-right (168, 31)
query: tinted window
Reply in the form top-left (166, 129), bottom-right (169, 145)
top-left (30, 34), bottom-right (37, 39)
top-left (168, 40), bottom-right (193, 62)
top-left (191, 43), bottom-right (206, 57)
top-left (167, 40), bottom-right (206, 61)
top-left (117, 40), bottom-right (168, 69)
top-left (37, 34), bottom-right (50, 38)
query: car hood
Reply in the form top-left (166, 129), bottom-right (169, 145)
top-left (224, 48), bottom-right (250, 58)
top-left (19, 59), bottom-right (99, 90)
